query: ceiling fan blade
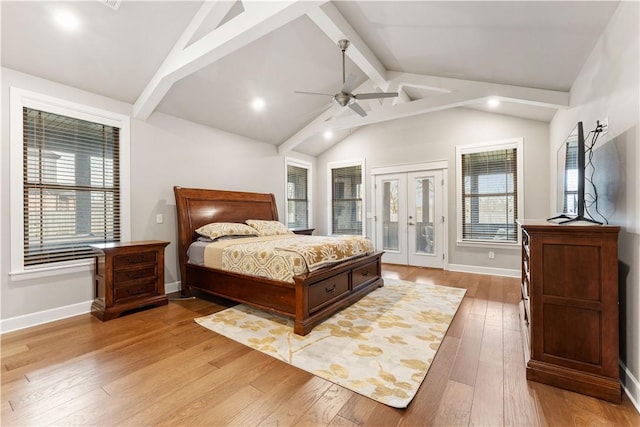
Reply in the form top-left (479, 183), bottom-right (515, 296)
top-left (294, 90), bottom-right (333, 97)
top-left (348, 101), bottom-right (367, 117)
top-left (354, 92), bottom-right (399, 100)
top-left (341, 74), bottom-right (358, 94)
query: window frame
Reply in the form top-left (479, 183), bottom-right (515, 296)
top-left (9, 87), bottom-right (131, 279)
top-left (327, 159), bottom-right (366, 236)
top-left (284, 157), bottom-right (312, 230)
top-left (455, 138), bottom-right (523, 248)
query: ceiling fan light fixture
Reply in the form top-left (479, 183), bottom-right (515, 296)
top-left (294, 39), bottom-right (398, 118)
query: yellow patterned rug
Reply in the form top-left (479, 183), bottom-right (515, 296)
top-left (194, 278), bottom-right (466, 408)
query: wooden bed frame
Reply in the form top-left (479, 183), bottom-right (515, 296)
top-left (174, 187), bottom-right (384, 335)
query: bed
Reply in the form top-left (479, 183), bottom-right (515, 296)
top-left (174, 187), bottom-right (384, 335)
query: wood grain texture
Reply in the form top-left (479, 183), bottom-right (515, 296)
top-left (521, 222), bottom-right (622, 403)
top-left (2, 265), bottom-right (638, 426)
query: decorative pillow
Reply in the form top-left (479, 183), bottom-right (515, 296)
top-left (195, 222), bottom-right (257, 240)
top-left (245, 219), bottom-right (294, 236)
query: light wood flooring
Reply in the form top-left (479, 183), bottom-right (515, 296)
top-left (2, 265), bottom-right (639, 426)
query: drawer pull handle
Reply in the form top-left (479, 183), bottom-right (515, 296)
top-left (361, 270), bottom-right (370, 277)
top-left (325, 284), bottom-right (336, 293)
top-left (127, 271), bottom-right (144, 279)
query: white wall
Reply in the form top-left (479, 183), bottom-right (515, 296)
top-left (0, 67), bottom-right (313, 331)
top-left (549, 1), bottom-right (639, 408)
top-left (316, 107), bottom-right (550, 275)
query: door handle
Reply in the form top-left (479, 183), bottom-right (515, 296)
top-left (408, 222), bottom-right (415, 226)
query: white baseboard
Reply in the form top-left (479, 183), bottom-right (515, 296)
top-left (447, 263), bottom-right (520, 278)
top-left (1, 282), bottom-right (183, 334)
top-left (165, 280), bottom-right (181, 294)
top-left (620, 361), bottom-right (640, 413)
top-left (0, 300), bottom-right (93, 334)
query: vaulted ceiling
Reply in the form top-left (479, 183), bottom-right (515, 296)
top-left (1, 1), bottom-right (619, 156)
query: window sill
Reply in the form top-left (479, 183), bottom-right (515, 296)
top-left (9, 259), bottom-right (94, 282)
top-left (456, 240), bottom-right (520, 250)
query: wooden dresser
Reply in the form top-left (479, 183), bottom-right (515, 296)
top-left (90, 240), bottom-right (170, 321)
top-left (519, 220), bottom-right (621, 403)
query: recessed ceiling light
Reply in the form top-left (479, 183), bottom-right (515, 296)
top-left (323, 130), bottom-right (334, 140)
top-left (53, 10), bottom-right (80, 32)
top-left (251, 98), bottom-right (265, 112)
top-left (487, 97), bottom-right (501, 108)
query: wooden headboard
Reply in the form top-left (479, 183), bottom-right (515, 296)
top-left (173, 187), bottom-right (279, 289)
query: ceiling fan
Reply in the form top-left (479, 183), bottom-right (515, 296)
top-left (294, 39), bottom-right (398, 117)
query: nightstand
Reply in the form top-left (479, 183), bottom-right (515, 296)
top-left (90, 240), bottom-right (169, 321)
top-left (291, 228), bottom-right (314, 235)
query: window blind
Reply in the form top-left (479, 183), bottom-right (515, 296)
top-left (23, 107), bottom-right (120, 266)
top-left (461, 148), bottom-right (517, 242)
top-left (286, 164), bottom-right (309, 228)
top-left (331, 165), bottom-right (362, 235)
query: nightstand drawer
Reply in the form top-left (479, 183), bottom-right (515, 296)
top-left (114, 279), bottom-right (158, 301)
top-left (114, 251), bottom-right (157, 268)
top-left (114, 266), bottom-right (156, 284)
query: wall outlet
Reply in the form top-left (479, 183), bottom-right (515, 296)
top-left (488, 251), bottom-right (495, 259)
top-left (155, 213), bottom-right (164, 224)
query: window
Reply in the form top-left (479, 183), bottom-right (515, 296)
top-left (456, 139), bottom-right (523, 245)
top-left (328, 160), bottom-right (364, 235)
top-left (285, 159), bottom-right (311, 229)
top-left (10, 88), bottom-right (130, 274)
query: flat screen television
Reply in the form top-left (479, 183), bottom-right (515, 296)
top-left (549, 122), bottom-right (600, 224)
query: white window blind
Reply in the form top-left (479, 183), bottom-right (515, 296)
top-left (22, 107), bottom-right (120, 266)
top-left (461, 147), bottom-right (518, 242)
top-left (286, 164), bottom-right (309, 229)
top-left (331, 164), bottom-right (362, 235)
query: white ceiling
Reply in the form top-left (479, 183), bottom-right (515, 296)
top-left (1, 1), bottom-right (619, 156)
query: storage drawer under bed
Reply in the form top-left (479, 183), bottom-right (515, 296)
top-left (308, 271), bottom-right (349, 313)
top-left (352, 260), bottom-right (380, 289)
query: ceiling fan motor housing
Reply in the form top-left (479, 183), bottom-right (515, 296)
top-left (334, 92), bottom-right (353, 106)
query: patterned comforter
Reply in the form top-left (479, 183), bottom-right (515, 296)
top-left (202, 235), bottom-right (374, 283)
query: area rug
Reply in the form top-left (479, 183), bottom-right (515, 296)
top-left (194, 278), bottom-right (466, 408)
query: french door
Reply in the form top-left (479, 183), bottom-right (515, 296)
top-left (375, 170), bottom-right (444, 268)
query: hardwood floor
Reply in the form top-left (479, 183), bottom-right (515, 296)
top-left (2, 265), bottom-right (639, 426)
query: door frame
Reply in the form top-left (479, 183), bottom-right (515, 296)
top-left (371, 161), bottom-right (449, 269)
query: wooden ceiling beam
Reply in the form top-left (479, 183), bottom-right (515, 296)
top-left (306, 2), bottom-right (388, 90)
top-left (278, 74), bottom-right (570, 153)
top-left (388, 71), bottom-right (570, 109)
top-left (134, 0), bottom-right (326, 120)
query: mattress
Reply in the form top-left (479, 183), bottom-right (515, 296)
top-left (188, 234), bottom-right (375, 283)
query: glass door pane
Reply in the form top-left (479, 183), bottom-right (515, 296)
top-left (382, 179), bottom-right (400, 251)
top-left (414, 176), bottom-right (435, 255)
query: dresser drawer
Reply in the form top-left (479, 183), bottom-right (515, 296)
top-left (352, 260), bottom-right (379, 289)
top-left (114, 266), bottom-right (156, 284)
top-left (309, 272), bottom-right (349, 313)
top-left (114, 279), bottom-right (158, 301)
top-left (114, 251), bottom-right (157, 269)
